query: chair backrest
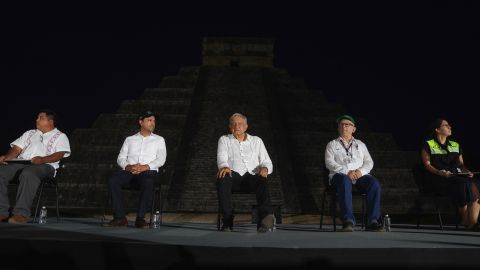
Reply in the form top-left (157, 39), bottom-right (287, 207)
top-left (322, 164), bottom-right (334, 193)
top-left (412, 163), bottom-right (427, 193)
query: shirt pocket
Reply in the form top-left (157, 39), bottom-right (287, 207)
top-left (142, 140), bottom-right (159, 157)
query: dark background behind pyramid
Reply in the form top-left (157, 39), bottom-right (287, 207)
top-left (2, 16), bottom-right (480, 215)
top-left (5, 37), bottom-right (421, 215)
top-left (2, 21), bottom-right (479, 170)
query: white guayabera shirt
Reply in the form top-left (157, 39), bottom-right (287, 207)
top-left (11, 128), bottom-right (71, 170)
top-left (324, 137), bottom-right (374, 184)
top-left (117, 133), bottom-right (167, 171)
top-left (217, 133), bottom-right (273, 176)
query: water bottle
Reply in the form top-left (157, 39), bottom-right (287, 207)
top-left (384, 214), bottom-right (391, 232)
top-left (39, 206), bottom-right (47, 224)
top-left (269, 215), bottom-right (277, 232)
top-left (151, 211), bottom-right (160, 229)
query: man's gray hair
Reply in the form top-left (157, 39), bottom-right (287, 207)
top-left (229, 113), bottom-right (248, 125)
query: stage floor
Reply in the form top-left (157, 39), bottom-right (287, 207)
top-left (1, 218), bottom-right (479, 269)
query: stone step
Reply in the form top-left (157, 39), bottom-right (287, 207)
top-left (300, 168), bottom-right (418, 189)
top-left (117, 100), bottom-right (191, 115)
top-left (285, 116), bottom-right (371, 132)
top-left (68, 146), bottom-right (179, 163)
top-left (288, 131), bottom-right (398, 150)
top-left (313, 187), bottom-right (420, 215)
top-left (139, 88), bottom-right (194, 100)
top-left (174, 188), bottom-right (284, 198)
top-left (54, 183), bottom-right (171, 209)
top-left (177, 66), bottom-right (200, 77)
top-left (290, 151), bottom-right (419, 168)
top-left (279, 103), bottom-right (346, 115)
top-left (70, 128), bottom-right (181, 147)
top-left (159, 76), bottom-right (197, 88)
top-left (92, 113), bottom-right (187, 129)
top-left (171, 198), bottom-right (284, 213)
top-left (56, 163), bottom-right (174, 184)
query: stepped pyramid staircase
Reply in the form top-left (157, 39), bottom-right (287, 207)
top-left (54, 48), bottom-right (423, 219)
top-left (56, 67), bottom-right (199, 212)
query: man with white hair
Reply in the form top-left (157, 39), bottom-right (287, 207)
top-left (216, 113), bottom-right (275, 233)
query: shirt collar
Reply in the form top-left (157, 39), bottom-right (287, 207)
top-left (338, 136), bottom-right (355, 145)
top-left (136, 132), bottom-right (154, 138)
top-left (229, 133), bottom-right (250, 142)
top-left (38, 128), bottom-right (58, 136)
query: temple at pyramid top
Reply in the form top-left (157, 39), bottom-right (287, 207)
top-left (202, 37), bottom-right (274, 67)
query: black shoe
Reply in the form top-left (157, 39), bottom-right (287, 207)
top-left (104, 217), bottom-right (128, 227)
top-left (341, 222), bottom-right (354, 232)
top-left (135, 218), bottom-right (148, 229)
top-left (220, 225), bottom-right (232, 232)
top-left (366, 222), bottom-right (385, 232)
top-left (220, 215), bottom-right (234, 232)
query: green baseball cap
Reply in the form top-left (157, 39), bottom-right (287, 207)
top-left (336, 114), bottom-right (355, 125)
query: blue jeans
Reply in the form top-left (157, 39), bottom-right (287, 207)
top-left (331, 173), bottom-right (382, 225)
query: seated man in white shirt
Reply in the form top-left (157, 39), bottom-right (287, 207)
top-left (324, 115), bottom-right (383, 232)
top-left (106, 111), bottom-right (166, 228)
top-left (217, 113), bottom-right (275, 233)
top-left (0, 110), bottom-right (71, 224)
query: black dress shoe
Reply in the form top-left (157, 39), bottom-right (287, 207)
top-left (105, 217), bottom-right (128, 227)
top-left (366, 222), bottom-right (385, 232)
top-left (220, 225), bottom-right (232, 232)
top-left (135, 218), bottom-right (148, 228)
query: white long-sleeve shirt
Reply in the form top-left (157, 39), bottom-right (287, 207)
top-left (11, 128), bottom-right (71, 170)
top-left (217, 133), bottom-right (273, 176)
top-left (117, 133), bottom-right (166, 171)
top-left (324, 137), bottom-right (374, 183)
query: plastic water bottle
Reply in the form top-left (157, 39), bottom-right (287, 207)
top-left (39, 206), bottom-right (47, 224)
top-left (151, 211), bottom-right (160, 229)
top-left (269, 215), bottom-right (277, 232)
top-left (384, 214), bottom-right (391, 232)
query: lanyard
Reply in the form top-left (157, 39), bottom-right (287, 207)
top-left (341, 140), bottom-right (354, 157)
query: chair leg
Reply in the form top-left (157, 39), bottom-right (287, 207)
top-left (33, 182), bottom-right (45, 223)
top-left (150, 188), bottom-right (157, 226)
top-left (361, 195), bottom-right (366, 229)
top-left (158, 186), bottom-right (163, 225)
top-left (217, 205), bottom-right (221, 231)
top-left (55, 183), bottom-right (60, 222)
top-left (416, 197), bottom-right (422, 229)
top-left (433, 196), bottom-right (444, 230)
top-left (331, 194), bottom-right (337, 232)
top-left (320, 192), bottom-right (327, 230)
top-left (102, 190), bottom-right (111, 225)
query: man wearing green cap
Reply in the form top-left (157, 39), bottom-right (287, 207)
top-left (324, 115), bottom-right (383, 232)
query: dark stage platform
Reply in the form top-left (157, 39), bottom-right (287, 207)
top-left (0, 218), bottom-right (479, 269)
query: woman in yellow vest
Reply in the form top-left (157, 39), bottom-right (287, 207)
top-left (421, 118), bottom-right (480, 230)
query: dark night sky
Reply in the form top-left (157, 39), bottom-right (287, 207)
top-left (2, 6), bottom-right (480, 169)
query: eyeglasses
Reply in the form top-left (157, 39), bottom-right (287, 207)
top-left (339, 123), bottom-right (354, 127)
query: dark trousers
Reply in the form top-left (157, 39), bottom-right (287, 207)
top-left (425, 173), bottom-right (480, 207)
top-left (107, 170), bottom-right (158, 219)
top-left (0, 163), bottom-right (55, 217)
top-left (216, 171), bottom-right (273, 226)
